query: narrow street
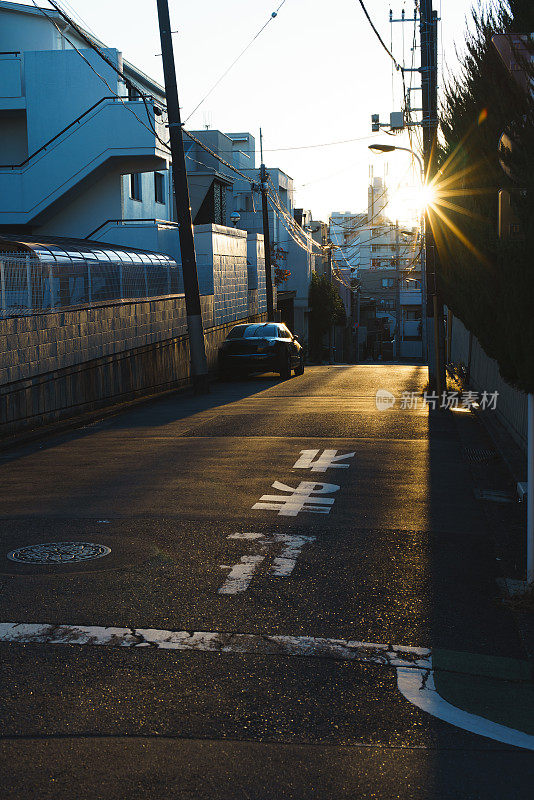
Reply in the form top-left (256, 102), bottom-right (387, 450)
top-left (0, 365), bottom-right (532, 799)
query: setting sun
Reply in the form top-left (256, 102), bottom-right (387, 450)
top-left (388, 182), bottom-right (436, 224)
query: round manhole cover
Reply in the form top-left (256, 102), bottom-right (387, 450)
top-left (7, 541), bottom-right (111, 564)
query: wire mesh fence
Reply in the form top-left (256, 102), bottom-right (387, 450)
top-left (0, 252), bottom-right (183, 318)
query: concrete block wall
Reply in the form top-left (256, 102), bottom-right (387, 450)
top-left (246, 233), bottom-right (266, 316)
top-left (0, 294), bottom-right (262, 438)
top-left (194, 224), bottom-right (248, 325)
top-left (0, 296), bottom-right (189, 387)
top-left (213, 226), bottom-right (248, 325)
top-left (0, 218), bottom-right (268, 439)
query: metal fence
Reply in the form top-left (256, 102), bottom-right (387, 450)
top-left (0, 252), bottom-right (183, 317)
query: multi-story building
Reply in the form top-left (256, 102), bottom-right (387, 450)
top-left (0, 1), bottom-right (273, 331)
top-left (329, 175), bottom-right (423, 359)
top-left (185, 129), bottom-right (314, 339)
top-left (0, 0), bottom-right (182, 261)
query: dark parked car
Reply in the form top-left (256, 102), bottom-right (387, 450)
top-left (218, 322), bottom-right (305, 379)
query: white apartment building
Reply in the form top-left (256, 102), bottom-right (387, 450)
top-left (0, 1), bottom-right (183, 261)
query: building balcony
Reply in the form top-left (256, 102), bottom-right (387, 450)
top-left (400, 289), bottom-right (422, 305)
top-left (0, 98), bottom-right (168, 226)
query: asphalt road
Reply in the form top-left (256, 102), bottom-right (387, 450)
top-left (0, 365), bottom-right (532, 799)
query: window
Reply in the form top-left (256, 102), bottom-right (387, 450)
top-left (405, 309), bottom-right (422, 320)
top-left (379, 299), bottom-right (394, 310)
top-left (227, 325), bottom-right (248, 339)
top-left (382, 278), bottom-right (395, 288)
top-left (371, 245), bottom-right (380, 252)
top-left (130, 173), bottom-right (142, 201)
top-left (128, 84), bottom-right (141, 100)
top-left (371, 258), bottom-right (380, 269)
top-left (195, 180), bottom-right (227, 225)
top-left (279, 325), bottom-right (292, 340)
top-left (250, 324), bottom-right (278, 337)
top-left (154, 172), bottom-right (165, 204)
top-left (235, 192), bottom-right (253, 212)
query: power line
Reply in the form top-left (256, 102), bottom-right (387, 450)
top-left (184, 1), bottom-right (289, 123)
top-left (266, 179), bottom-right (325, 252)
top-left (30, 0), bottom-right (168, 149)
top-left (264, 133), bottom-right (377, 152)
top-left (355, 0), bottom-right (402, 71)
top-left (32, 3), bottom-right (265, 194)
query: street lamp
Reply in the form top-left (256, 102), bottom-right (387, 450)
top-left (368, 143), bottom-right (424, 175)
top-left (368, 143), bottom-right (444, 394)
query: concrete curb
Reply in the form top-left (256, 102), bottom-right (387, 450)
top-left (431, 648), bottom-right (534, 740)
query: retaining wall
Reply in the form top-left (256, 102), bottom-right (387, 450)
top-left (0, 222), bottom-right (268, 439)
top-left (0, 294), bottom-right (265, 438)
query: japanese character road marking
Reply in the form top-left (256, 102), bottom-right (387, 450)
top-left (218, 532), bottom-right (316, 594)
top-left (252, 481), bottom-right (340, 517)
top-left (292, 449), bottom-right (355, 473)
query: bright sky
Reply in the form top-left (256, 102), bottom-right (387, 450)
top-left (20, 0), bottom-right (481, 221)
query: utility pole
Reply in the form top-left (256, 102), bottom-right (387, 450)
top-left (327, 245), bottom-right (334, 363)
top-left (156, 0), bottom-right (208, 393)
top-left (420, 0), bottom-right (445, 395)
top-left (394, 222), bottom-right (401, 360)
top-left (259, 129), bottom-right (275, 320)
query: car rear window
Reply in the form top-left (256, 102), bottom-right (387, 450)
top-left (249, 325), bottom-right (279, 337)
top-left (227, 324), bottom-right (279, 339)
top-left (226, 326), bottom-right (248, 339)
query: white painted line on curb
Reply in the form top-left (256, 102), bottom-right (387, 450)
top-left (396, 666), bottom-right (534, 752)
top-left (0, 622), bottom-right (429, 664)
top-left (1, 622), bottom-right (532, 750)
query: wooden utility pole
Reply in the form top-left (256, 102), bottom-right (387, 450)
top-left (156, 0), bottom-right (208, 392)
top-left (259, 129), bottom-right (275, 320)
top-left (420, 0), bottom-right (445, 395)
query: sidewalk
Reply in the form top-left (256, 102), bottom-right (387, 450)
top-left (430, 402), bottom-right (534, 739)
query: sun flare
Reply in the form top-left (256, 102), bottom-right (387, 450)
top-left (387, 183), bottom-right (436, 224)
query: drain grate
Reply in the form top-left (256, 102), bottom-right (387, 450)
top-left (462, 447), bottom-right (499, 464)
top-left (474, 489), bottom-right (514, 504)
top-left (7, 541), bottom-right (111, 564)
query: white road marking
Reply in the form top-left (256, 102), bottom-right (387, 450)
top-left (2, 621), bottom-right (531, 750)
top-left (253, 481), bottom-right (340, 516)
top-left (218, 533), bottom-right (316, 593)
top-left (396, 666), bottom-right (534, 751)
top-left (292, 449), bottom-right (355, 473)
top-left (271, 534), bottom-right (315, 576)
top-left (218, 555), bottom-right (265, 595)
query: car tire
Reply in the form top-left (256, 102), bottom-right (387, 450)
top-left (294, 355), bottom-right (305, 376)
top-left (279, 349), bottom-right (292, 380)
top-left (218, 361), bottom-right (233, 381)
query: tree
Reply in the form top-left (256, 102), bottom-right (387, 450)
top-left (308, 273), bottom-right (346, 360)
top-left (436, 0), bottom-right (534, 392)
